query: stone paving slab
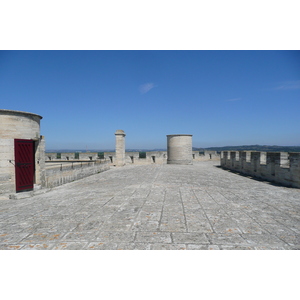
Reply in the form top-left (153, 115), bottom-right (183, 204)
top-left (1, 161), bottom-right (300, 250)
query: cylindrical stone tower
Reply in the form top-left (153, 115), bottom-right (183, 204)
top-left (115, 129), bottom-right (126, 166)
top-left (0, 109), bottom-right (45, 196)
top-left (167, 134), bottom-right (193, 165)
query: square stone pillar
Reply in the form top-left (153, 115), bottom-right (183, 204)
top-left (115, 130), bottom-right (126, 167)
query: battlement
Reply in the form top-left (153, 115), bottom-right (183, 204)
top-left (45, 150), bottom-right (220, 165)
top-left (221, 151), bottom-right (300, 188)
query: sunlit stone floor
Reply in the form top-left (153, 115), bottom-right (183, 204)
top-left (1, 161), bottom-right (299, 250)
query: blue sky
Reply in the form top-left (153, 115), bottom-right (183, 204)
top-left (1, 50), bottom-right (299, 150)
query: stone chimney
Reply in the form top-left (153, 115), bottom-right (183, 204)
top-left (115, 130), bottom-right (126, 166)
top-left (167, 134), bottom-right (193, 165)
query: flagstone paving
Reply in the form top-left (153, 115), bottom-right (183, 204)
top-left (1, 161), bottom-right (299, 250)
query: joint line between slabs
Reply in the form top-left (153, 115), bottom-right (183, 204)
top-left (179, 187), bottom-right (188, 233)
top-left (158, 188), bottom-right (167, 232)
top-left (192, 188), bottom-right (214, 240)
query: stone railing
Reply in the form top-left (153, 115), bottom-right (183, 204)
top-left (45, 160), bottom-right (110, 188)
top-left (221, 151), bottom-right (300, 188)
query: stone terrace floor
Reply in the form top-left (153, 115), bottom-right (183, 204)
top-left (1, 161), bottom-right (300, 250)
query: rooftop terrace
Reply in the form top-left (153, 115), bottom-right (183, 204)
top-left (1, 161), bottom-right (299, 250)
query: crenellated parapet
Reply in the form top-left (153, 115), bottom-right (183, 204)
top-left (221, 151), bottom-right (300, 188)
top-left (45, 150), bottom-right (220, 165)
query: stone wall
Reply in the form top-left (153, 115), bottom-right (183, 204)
top-left (46, 150), bottom-right (219, 165)
top-left (221, 151), bottom-right (300, 188)
top-left (0, 109), bottom-right (44, 196)
top-left (45, 160), bottom-right (110, 188)
top-left (45, 152), bottom-right (100, 161)
top-left (124, 151), bottom-right (167, 165)
top-left (193, 150), bottom-right (220, 161)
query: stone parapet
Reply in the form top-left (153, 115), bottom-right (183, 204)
top-left (221, 151), bottom-right (300, 188)
top-left (45, 150), bottom-right (219, 165)
top-left (45, 160), bottom-right (110, 188)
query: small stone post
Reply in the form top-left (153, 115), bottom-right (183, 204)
top-left (115, 130), bottom-right (126, 166)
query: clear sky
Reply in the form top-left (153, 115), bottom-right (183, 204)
top-left (1, 50), bottom-right (299, 150)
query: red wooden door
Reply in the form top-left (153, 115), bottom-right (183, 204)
top-left (14, 139), bottom-right (35, 192)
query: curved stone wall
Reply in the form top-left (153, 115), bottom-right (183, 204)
top-left (0, 109), bottom-right (42, 139)
top-left (167, 134), bottom-right (193, 165)
top-left (0, 110), bottom-right (44, 196)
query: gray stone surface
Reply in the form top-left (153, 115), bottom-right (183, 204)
top-left (0, 109), bottom-right (45, 196)
top-left (0, 161), bottom-right (299, 250)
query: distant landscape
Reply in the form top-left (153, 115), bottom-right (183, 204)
top-left (46, 145), bottom-right (300, 153)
